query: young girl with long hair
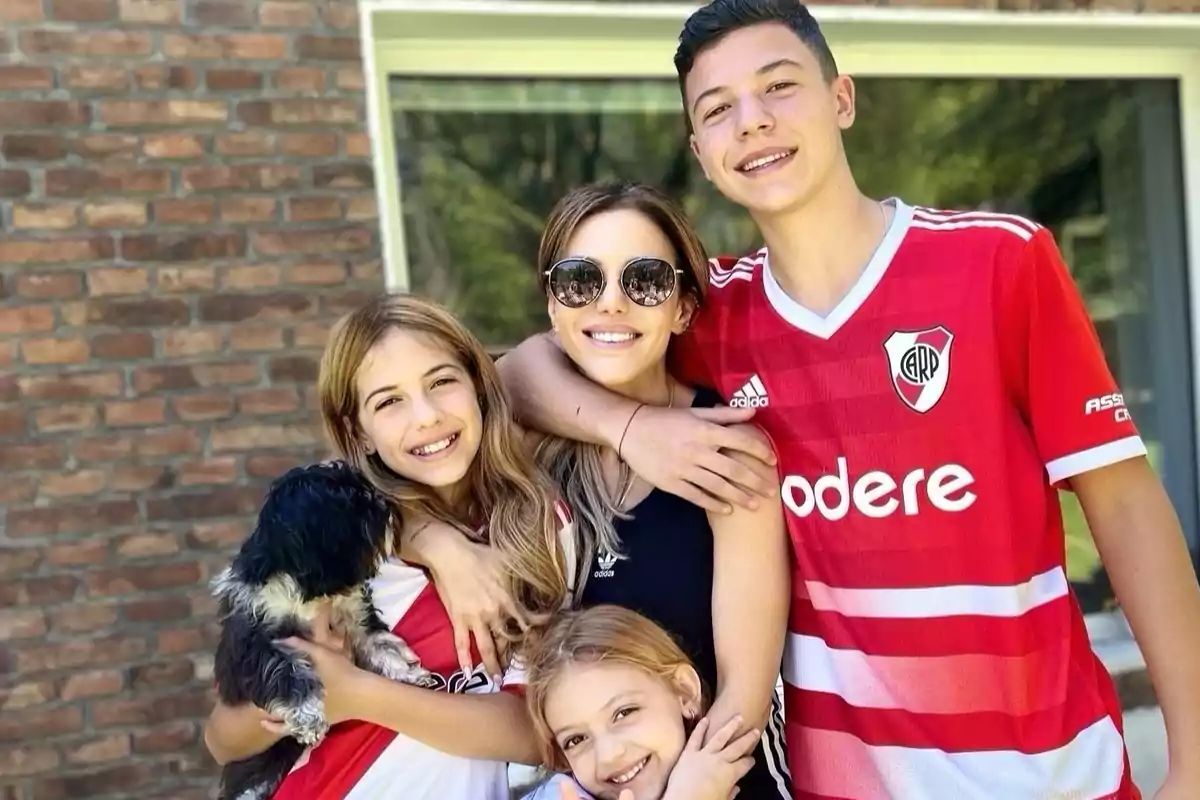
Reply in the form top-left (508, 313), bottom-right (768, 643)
top-left (202, 294), bottom-right (571, 799)
top-left (418, 182), bottom-right (792, 798)
top-left (521, 604), bottom-right (759, 800)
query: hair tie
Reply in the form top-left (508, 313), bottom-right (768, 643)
top-left (617, 403), bottom-right (647, 460)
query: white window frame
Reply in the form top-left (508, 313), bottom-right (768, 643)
top-left (361, 0), bottom-right (1200, 665)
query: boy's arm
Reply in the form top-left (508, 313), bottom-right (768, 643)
top-left (203, 699), bottom-right (284, 765)
top-left (1003, 227), bottom-right (1200, 789)
top-left (496, 332), bottom-right (777, 514)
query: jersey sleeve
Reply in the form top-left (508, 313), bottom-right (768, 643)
top-left (666, 256), bottom-right (730, 389)
top-left (1000, 227), bottom-right (1146, 487)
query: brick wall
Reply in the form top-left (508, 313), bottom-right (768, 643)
top-left (0, 1), bottom-right (379, 797)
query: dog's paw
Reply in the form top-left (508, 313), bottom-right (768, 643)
top-left (269, 696), bottom-right (329, 746)
top-left (360, 631), bottom-right (437, 687)
top-left (234, 784), bottom-right (275, 800)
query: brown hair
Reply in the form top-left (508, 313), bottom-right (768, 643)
top-left (318, 292), bottom-right (567, 632)
top-left (534, 182), bottom-right (711, 598)
top-left (523, 604), bottom-right (708, 771)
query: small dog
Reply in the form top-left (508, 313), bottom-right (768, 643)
top-left (211, 460), bottom-right (436, 800)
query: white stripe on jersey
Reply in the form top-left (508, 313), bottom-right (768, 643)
top-left (1045, 435), bottom-right (1147, 484)
top-left (709, 254), bottom-right (760, 289)
top-left (761, 691), bottom-right (793, 797)
top-left (787, 716), bottom-right (1124, 800)
top-left (911, 207), bottom-right (1042, 242)
top-left (913, 206), bottom-right (1043, 235)
top-left (805, 564), bottom-right (1068, 620)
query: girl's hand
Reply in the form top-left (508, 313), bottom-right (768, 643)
top-left (662, 716), bottom-right (756, 800)
top-left (270, 604), bottom-right (362, 731)
top-left (412, 521), bottom-right (528, 678)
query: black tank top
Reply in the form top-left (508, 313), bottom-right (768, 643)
top-left (576, 388), bottom-right (793, 800)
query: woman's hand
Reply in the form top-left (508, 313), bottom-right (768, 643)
top-left (409, 521), bottom-right (528, 678)
top-left (270, 604), bottom-right (362, 732)
top-left (661, 715), bottom-right (756, 800)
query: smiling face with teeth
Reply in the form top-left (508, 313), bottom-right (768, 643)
top-left (546, 207), bottom-right (696, 403)
top-left (684, 21), bottom-right (856, 217)
top-left (353, 327), bottom-right (484, 501)
top-left (544, 660), bottom-right (703, 800)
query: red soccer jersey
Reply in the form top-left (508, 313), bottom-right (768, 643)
top-left (671, 200), bottom-right (1146, 800)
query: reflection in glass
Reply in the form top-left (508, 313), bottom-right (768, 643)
top-left (391, 75), bottom-right (1185, 607)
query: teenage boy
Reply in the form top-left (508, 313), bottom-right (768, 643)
top-left (497, 0), bottom-right (1200, 798)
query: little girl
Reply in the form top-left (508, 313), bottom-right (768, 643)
top-left (520, 605), bottom-right (760, 800)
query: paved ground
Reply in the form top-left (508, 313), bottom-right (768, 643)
top-left (1127, 706), bottom-right (1168, 795)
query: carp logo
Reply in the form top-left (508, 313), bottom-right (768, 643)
top-left (883, 326), bottom-right (954, 413)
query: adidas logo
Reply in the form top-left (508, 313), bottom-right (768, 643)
top-left (730, 374), bottom-right (769, 408)
top-left (594, 550), bottom-right (618, 579)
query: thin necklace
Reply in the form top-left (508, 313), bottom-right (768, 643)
top-left (615, 381), bottom-right (674, 509)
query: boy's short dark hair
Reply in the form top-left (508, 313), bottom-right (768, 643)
top-left (674, 0), bottom-right (839, 124)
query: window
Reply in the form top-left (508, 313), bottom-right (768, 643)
top-left (389, 75), bottom-right (1195, 602)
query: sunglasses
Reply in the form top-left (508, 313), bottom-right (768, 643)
top-left (544, 256), bottom-right (683, 309)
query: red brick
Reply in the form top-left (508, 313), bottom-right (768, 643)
top-left (181, 164), bottom-right (303, 192)
top-left (142, 133), bottom-right (207, 160)
top-left (297, 34), bottom-right (361, 60)
top-left (336, 68), bottom-right (365, 92)
top-left (65, 65), bottom-right (127, 91)
top-left (45, 536), bottom-right (109, 563)
top-left (91, 684), bottom-right (210, 728)
top-left (97, 99), bottom-right (227, 127)
top-left (19, 372), bottom-right (124, 401)
top-left (130, 659), bottom-right (195, 690)
top-left (198, 292), bottom-right (314, 323)
top-left (161, 328), bottom-right (222, 357)
top-left (222, 264), bottom-right (281, 289)
top-left (20, 30), bottom-right (151, 57)
top-left (324, 2), bottom-right (357, 28)
top-left (178, 456), bottom-right (239, 484)
top-left (187, 520), bottom-right (248, 549)
top-left (0, 66), bottom-right (55, 90)
top-left (157, 624), bottom-right (218, 654)
top-left (2, 680), bottom-right (55, 709)
top-left (74, 133), bottom-right (139, 161)
top-left (0, 608), bottom-right (47, 640)
top-left (216, 130), bottom-right (275, 156)
top-left (238, 98), bottom-right (360, 126)
top-left (119, 0), bottom-right (181, 24)
top-left (344, 131), bottom-right (371, 157)
top-left (314, 163), bottom-right (373, 189)
top-left (123, 594), bottom-right (190, 621)
top-left (193, 0), bottom-right (253, 24)
top-left (156, 266), bottom-right (216, 293)
top-left (230, 326), bottom-right (285, 351)
top-left (12, 204), bottom-right (79, 231)
top-left (133, 64), bottom-right (196, 90)
top-left (90, 331), bottom-right (153, 360)
top-left (154, 197), bottom-right (214, 225)
top-left (211, 422), bottom-right (319, 451)
top-left (115, 532), bottom-right (180, 559)
top-left (289, 196), bottom-right (343, 222)
top-left (22, 337), bottom-right (90, 365)
top-left (238, 387), bottom-right (299, 414)
top-left (120, 232), bottom-right (245, 262)
top-left (105, 398), bottom-right (166, 427)
top-left (108, 465), bottom-right (169, 491)
top-left (0, 0), bottom-right (44, 21)
top-left (0, 170), bottom-right (31, 197)
top-left (34, 763), bottom-right (161, 799)
top-left (83, 201), bottom-right (148, 229)
top-left (261, 0), bottom-right (315, 26)
top-left (220, 195), bottom-right (278, 223)
top-left (164, 33), bottom-right (288, 60)
top-left (0, 101), bottom-right (90, 127)
top-left (268, 355), bottom-right (319, 382)
top-left (132, 721), bottom-right (198, 754)
top-left (59, 670), bottom-right (123, 701)
top-left (0, 548), bottom-right (42, 576)
top-left (132, 364), bottom-right (198, 392)
top-left (34, 403), bottom-right (100, 433)
top-left (14, 271), bottom-right (84, 298)
top-left (0, 236), bottom-right (113, 265)
top-left (207, 68), bottom-right (263, 91)
top-left (0, 707), bottom-right (83, 744)
top-left (252, 226), bottom-right (372, 255)
top-left (87, 297), bottom-right (189, 327)
top-left (9, 501), bottom-right (136, 540)
top-left (50, 0), bottom-right (116, 22)
top-left (17, 635), bottom-right (146, 674)
top-left (0, 406), bottom-right (26, 437)
top-left (64, 734), bottom-right (131, 765)
top-left (46, 167), bottom-right (170, 197)
top-left (0, 574), bottom-right (78, 607)
top-left (280, 131), bottom-right (339, 157)
top-left (0, 746), bottom-right (60, 777)
top-left (3, 134), bottom-right (66, 161)
top-left (192, 361), bottom-right (260, 385)
top-left (172, 392), bottom-right (235, 423)
top-left (274, 66), bottom-right (326, 92)
top-left (85, 562), bottom-right (202, 597)
top-left (0, 306), bottom-right (55, 334)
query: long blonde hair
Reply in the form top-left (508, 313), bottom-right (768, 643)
top-left (534, 182), bottom-right (711, 596)
top-left (523, 604), bottom-right (708, 771)
top-left (318, 292), bottom-right (567, 631)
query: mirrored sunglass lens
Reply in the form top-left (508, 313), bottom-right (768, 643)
top-left (549, 260), bottom-right (603, 307)
top-left (622, 259), bottom-right (676, 306)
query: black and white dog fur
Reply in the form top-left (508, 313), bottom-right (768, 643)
top-left (212, 460), bottom-right (436, 800)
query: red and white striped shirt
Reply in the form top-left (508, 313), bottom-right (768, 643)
top-left (672, 198), bottom-right (1143, 800)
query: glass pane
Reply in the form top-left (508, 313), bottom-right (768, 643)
top-left (390, 75), bottom-right (1186, 604)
